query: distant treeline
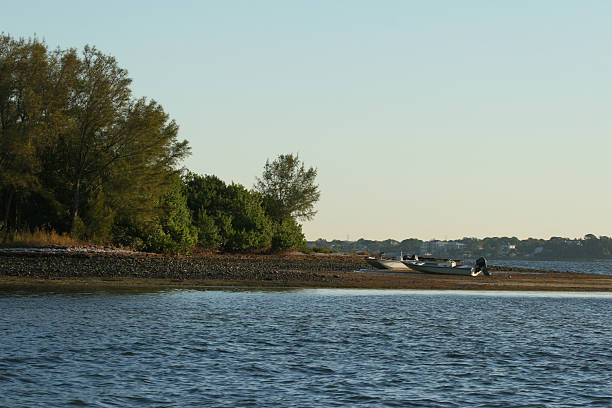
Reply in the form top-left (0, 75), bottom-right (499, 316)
top-left (0, 35), bottom-right (317, 253)
top-left (309, 235), bottom-right (612, 260)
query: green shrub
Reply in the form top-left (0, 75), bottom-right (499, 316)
top-left (311, 246), bottom-right (336, 254)
top-left (271, 218), bottom-right (305, 251)
top-left (111, 176), bottom-right (197, 254)
top-left (184, 173), bottom-right (273, 252)
top-left (194, 208), bottom-right (223, 248)
top-left (223, 184), bottom-right (272, 251)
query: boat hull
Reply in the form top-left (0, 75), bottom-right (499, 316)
top-left (366, 258), bottom-right (411, 270)
top-left (406, 263), bottom-right (480, 276)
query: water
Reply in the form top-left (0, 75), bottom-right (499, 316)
top-left (1, 289), bottom-right (611, 407)
top-left (490, 259), bottom-right (612, 275)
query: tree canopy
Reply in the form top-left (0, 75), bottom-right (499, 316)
top-left (184, 173), bottom-right (272, 251)
top-left (183, 172), bottom-right (305, 252)
top-left (1, 35), bottom-right (314, 253)
top-left (0, 35), bottom-right (192, 252)
top-left (254, 153), bottom-right (320, 222)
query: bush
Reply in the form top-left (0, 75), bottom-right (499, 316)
top-left (184, 173), bottom-right (273, 252)
top-left (223, 184), bottom-right (272, 251)
top-left (111, 176), bottom-right (197, 254)
top-left (311, 246), bottom-right (336, 254)
top-left (193, 208), bottom-right (223, 248)
top-left (148, 179), bottom-right (197, 254)
top-left (271, 218), bottom-right (305, 251)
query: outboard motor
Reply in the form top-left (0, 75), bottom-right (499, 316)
top-left (474, 257), bottom-right (489, 276)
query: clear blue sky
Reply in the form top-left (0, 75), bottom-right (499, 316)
top-left (3, 1), bottom-right (611, 241)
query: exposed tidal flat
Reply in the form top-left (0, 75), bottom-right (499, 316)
top-left (1, 250), bottom-right (612, 292)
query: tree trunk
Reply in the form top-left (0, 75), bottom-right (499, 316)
top-left (70, 178), bottom-right (81, 231)
top-left (14, 191), bottom-right (21, 229)
top-left (2, 188), bottom-right (14, 231)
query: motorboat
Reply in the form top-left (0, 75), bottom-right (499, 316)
top-left (365, 256), bottom-right (411, 271)
top-left (403, 257), bottom-right (489, 277)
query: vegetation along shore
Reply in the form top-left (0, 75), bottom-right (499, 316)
top-left (1, 250), bottom-right (611, 293)
top-left (0, 35), bottom-right (318, 255)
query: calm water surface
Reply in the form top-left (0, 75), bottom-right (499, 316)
top-left (490, 259), bottom-right (612, 275)
top-left (1, 289), bottom-right (611, 407)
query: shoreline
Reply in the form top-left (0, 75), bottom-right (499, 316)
top-left (1, 251), bottom-right (612, 293)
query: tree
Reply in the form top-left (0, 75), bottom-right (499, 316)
top-left (583, 234), bottom-right (602, 258)
top-left (271, 217), bottom-right (305, 251)
top-left (143, 174), bottom-right (197, 254)
top-left (0, 35), bottom-right (192, 252)
top-left (110, 174), bottom-right (197, 253)
top-left (184, 173), bottom-right (231, 248)
top-left (254, 153), bottom-right (320, 222)
top-left (0, 35), bottom-right (62, 230)
top-left (223, 184), bottom-right (272, 251)
top-left (184, 173), bottom-right (273, 251)
top-left (60, 46), bottom-right (133, 230)
top-left (45, 46), bottom-right (189, 233)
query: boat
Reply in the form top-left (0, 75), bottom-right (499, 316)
top-left (365, 256), bottom-right (411, 271)
top-left (403, 257), bottom-right (490, 277)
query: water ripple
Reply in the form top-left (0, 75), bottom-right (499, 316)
top-left (1, 290), bottom-right (610, 407)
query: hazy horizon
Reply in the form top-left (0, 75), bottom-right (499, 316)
top-left (307, 233), bottom-right (600, 242)
top-left (3, 1), bottom-right (611, 241)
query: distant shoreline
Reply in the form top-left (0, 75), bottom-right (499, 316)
top-left (1, 251), bottom-right (611, 293)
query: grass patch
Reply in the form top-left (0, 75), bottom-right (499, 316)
top-left (308, 246), bottom-right (338, 254)
top-left (0, 228), bottom-right (87, 248)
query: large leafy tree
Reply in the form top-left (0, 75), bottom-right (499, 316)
top-left (59, 46), bottom-right (132, 230)
top-left (254, 153), bottom-right (320, 222)
top-left (0, 35), bottom-right (64, 229)
top-left (43, 45), bottom-right (190, 234)
top-left (0, 34), bottom-right (192, 253)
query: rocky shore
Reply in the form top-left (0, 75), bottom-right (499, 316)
top-left (0, 251), bottom-right (368, 283)
top-left (1, 250), bottom-right (612, 292)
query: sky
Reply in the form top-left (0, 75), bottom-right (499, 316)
top-left (2, 1), bottom-right (611, 241)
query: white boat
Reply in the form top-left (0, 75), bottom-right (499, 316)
top-left (365, 257), bottom-right (411, 271)
top-left (403, 257), bottom-right (489, 277)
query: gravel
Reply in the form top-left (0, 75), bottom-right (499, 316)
top-left (0, 252), bottom-right (370, 282)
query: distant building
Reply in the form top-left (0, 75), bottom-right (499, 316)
top-left (420, 240), bottom-right (466, 256)
top-left (500, 243), bottom-right (517, 256)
